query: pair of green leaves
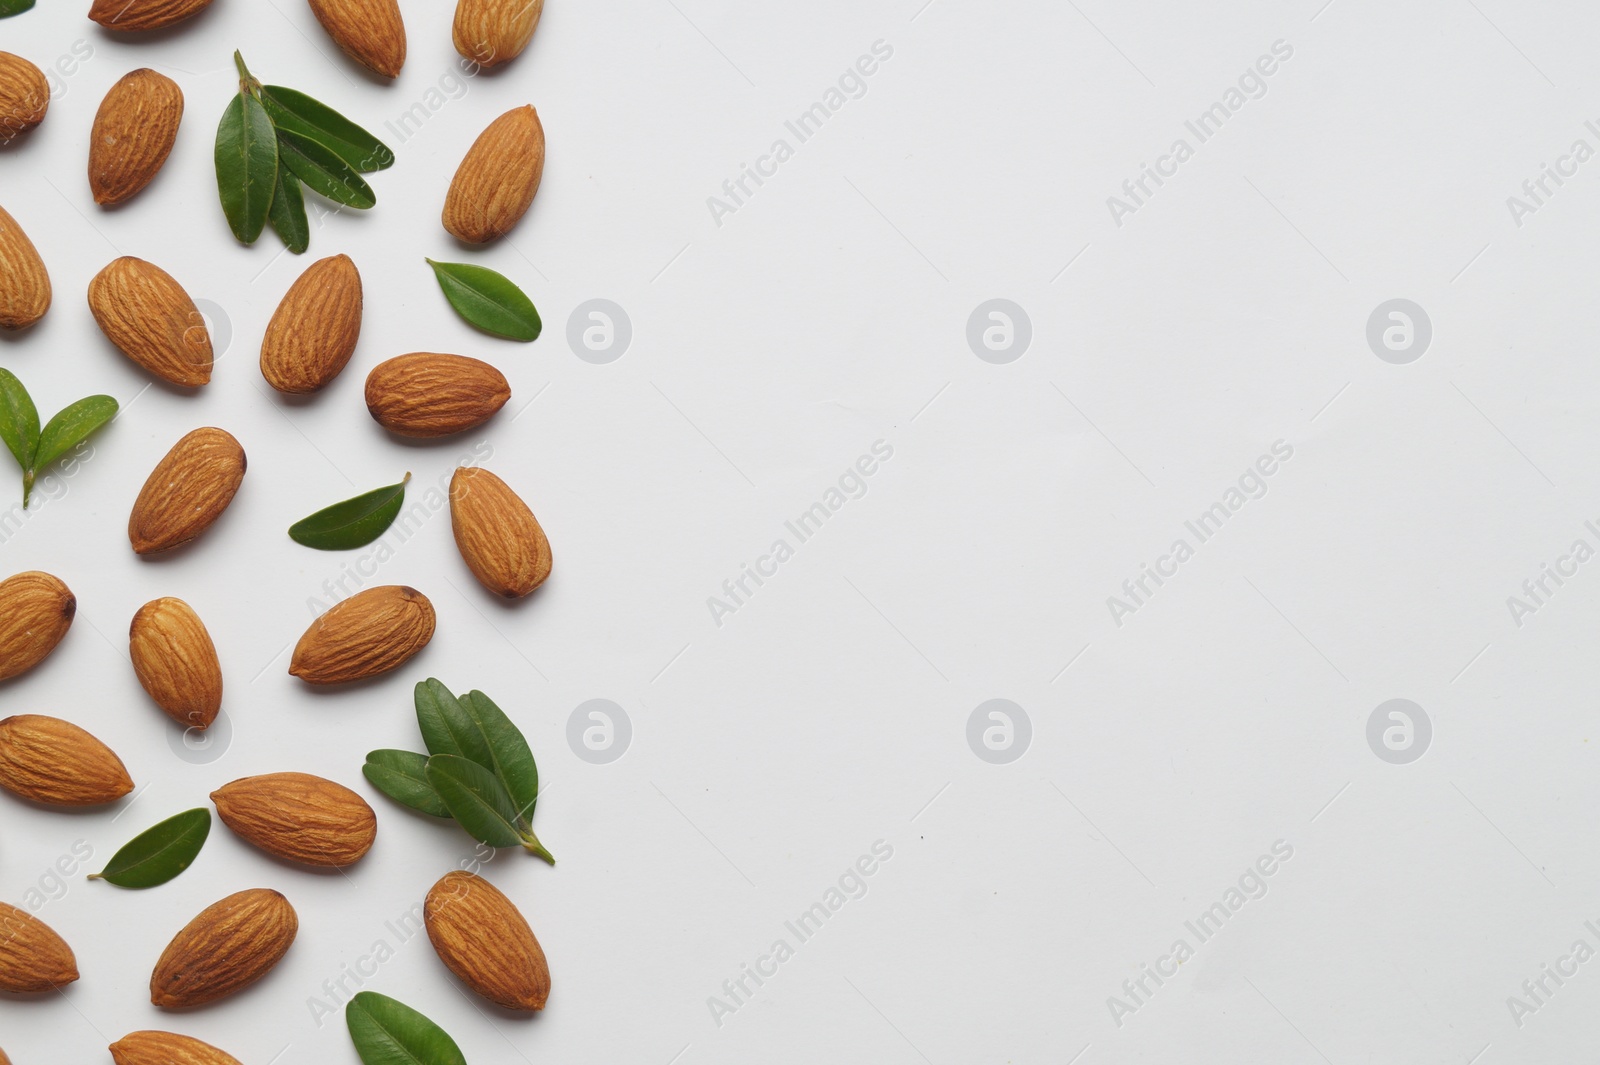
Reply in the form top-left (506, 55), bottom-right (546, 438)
top-left (0, 0), bottom-right (35, 17)
top-left (427, 260), bottom-right (542, 342)
top-left (89, 809), bottom-right (211, 889)
top-left (0, 369), bottom-right (117, 506)
top-left (289, 473), bottom-right (409, 550)
top-left (364, 680), bottom-right (554, 864)
top-left (216, 52), bottom-right (392, 253)
top-left (348, 991), bottom-right (466, 1065)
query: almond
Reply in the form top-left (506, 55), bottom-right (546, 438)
top-left (0, 52), bottom-right (49, 142)
top-left (211, 772), bottom-right (377, 867)
top-left (111, 1031), bottom-right (244, 1065)
top-left (128, 428), bottom-right (246, 555)
top-left (260, 254), bottom-right (362, 394)
top-left (450, 467), bottom-right (551, 598)
top-left (453, 0), bottom-right (544, 68)
top-left (89, 0), bottom-right (216, 31)
top-left (290, 585), bottom-right (435, 684)
top-left (151, 889), bottom-right (297, 1009)
top-left (0, 901), bottom-right (79, 993)
top-left (425, 871), bottom-right (549, 1010)
top-left (0, 714), bottom-right (134, 807)
top-left (442, 105), bottom-right (544, 243)
top-left (0, 202), bottom-right (51, 331)
top-left (89, 69), bottom-right (184, 207)
top-left (130, 597), bottom-right (222, 730)
top-left (88, 256), bottom-right (213, 386)
top-left (0, 570), bottom-right (74, 680)
top-left (365, 353), bottom-right (510, 437)
top-left (307, 0), bottom-right (406, 78)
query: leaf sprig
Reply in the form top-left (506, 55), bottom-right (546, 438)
top-left (89, 808), bottom-right (211, 889)
top-left (347, 991), bottom-right (467, 1065)
top-left (0, 369), bottom-right (117, 506)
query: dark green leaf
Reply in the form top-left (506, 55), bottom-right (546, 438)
top-left (0, 368), bottom-right (39, 473)
top-left (363, 749), bottom-right (450, 818)
top-left (260, 86), bottom-right (394, 172)
top-left (289, 474), bottom-right (409, 550)
top-left (346, 991), bottom-right (467, 1065)
top-left (35, 395), bottom-right (116, 471)
top-left (267, 167), bottom-right (310, 254)
top-left (277, 128), bottom-right (375, 209)
top-left (415, 679), bottom-right (493, 766)
top-left (88, 808), bottom-right (210, 889)
top-left (460, 690), bottom-right (541, 824)
top-left (426, 260), bottom-right (542, 342)
top-left (0, 0), bottom-right (35, 18)
top-left (426, 754), bottom-right (524, 849)
top-left (215, 92), bottom-right (279, 244)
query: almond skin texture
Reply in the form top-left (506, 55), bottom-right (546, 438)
top-left (0, 202), bottom-right (51, 331)
top-left (426, 871), bottom-right (549, 1010)
top-left (89, 69), bottom-right (184, 207)
top-left (0, 52), bottom-right (49, 142)
top-left (307, 0), bottom-right (406, 78)
top-left (365, 353), bottom-right (510, 438)
top-left (151, 889), bottom-right (297, 1010)
top-left (130, 597), bottom-right (222, 730)
top-left (450, 467), bottom-right (551, 598)
top-left (0, 570), bottom-right (74, 680)
top-left (260, 254), bottom-right (362, 394)
top-left (89, 0), bottom-right (215, 31)
top-left (128, 428), bottom-right (246, 555)
top-left (443, 105), bottom-right (544, 243)
top-left (211, 772), bottom-right (377, 867)
top-left (453, 0), bottom-right (543, 67)
top-left (111, 1031), bottom-right (244, 1065)
top-left (89, 256), bottom-right (213, 386)
top-left (0, 715), bottom-right (134, 807)
top-left (0, 901), bottom-right (79, 993)
top-left (290, 585), bottom-right (435, 684)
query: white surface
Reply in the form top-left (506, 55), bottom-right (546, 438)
top-left (1, 0), bottom-right (1596, 1062)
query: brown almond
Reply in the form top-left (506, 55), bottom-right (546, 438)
top-left (365, 353), bottom-right (510, 438)
top-left (0, 202), bottom-right (51, 331)
top-left (130, 597), bottom-right (222, 730)
top-left (425, 870), bottom-right (549, 1010)
top-left (442, 105), bottom-right (544, 243)
top-left (89, 69), bottom-right (184, 207)
top-left (89, 0), bottom-right (216, 31)
top-left (151, 889), bottom-right (297, 1009)
top-left (88, 256), bottom-right (213, 386)
top-left (289, 585), bottom-right (435, 684)
top-left (0, 570), bottom-right (74, 680)
top-left (453, 0), bottom-right (543, 68)
top-left (0, 714), bottom-right (133, 807)
top-left (128, 428), bottom-right (246, 555)
top-left (211, 772), bottom-right (376, 867)
top-left (307, 0), bottom-right (406, 78)
top-left (0, 901), bottom-right (79, 993)
top-left (260, 254), bottom-right (362, 394)
top-left (110, 1031), bottom-right (244, 1065)
top-left (449, 467), bottom-right (551, 598)
top-left (0, 52), bottom-right (49, 142)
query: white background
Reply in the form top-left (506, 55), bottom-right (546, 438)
top-left (2, 0), bottom-right (1598, 1062)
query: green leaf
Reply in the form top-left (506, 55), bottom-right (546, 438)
top-left (426, 754), bottom-right (525, 849)
top-left (0, 368), bottom-right (40, 474)
top-left (460, 690), bottom-right (541, 824)
top-left (346, 991), bottom-right (467, 1065)
top-left (363, 749), bottom-right (450, 818)
top-left (88, 808), bottom-right (211, 889)
top-left (35, 395), bottom-right (116, 472)
top-left (426, 260), bottom-right (542, 342)
top-left (215, 91), bottom-right (279, 244)
top-left (415, 679), bottom-right (493, 766)
top-left (267, 167), bottom-right (310, 254)
top-left (288, 474), bottom-right (409, 550)
top-left (277, 127), bottom-right (375, 209)
top-left (260, 86), bottom-right (394, 172)
top-left (0, 0), bottom-right (36, 18)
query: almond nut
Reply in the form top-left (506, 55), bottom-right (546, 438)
top-left (0, 714), bottom-right (134, 807)
top-left (151, 888), bottom-right (298, 1009)
top-left (0, 901), bottom-right (79, 993)
top-left (130, 597), bottom-right (222, 730)
top-left (453, 0), bottom-right (544, 68)
top-left (425, 870), bottom-right (549, 1010)
top-left (449, 467), bottom-right (551, 598)
top-left (0, 52), bottom-right (49, 142)
top-left (0, 570), bottom-right (74, 680)
top-left (260, 254), bottom-right (362, 393)
top-left (88, 256), bottom-right (213, 386)
top-left (89, 0), bottom-right (216, 31)
top-left (289, 585), bottom-right (435, 684)
top-left (110, 1031), bottom-right (244, 1065)
top-left (211, 772), bottom-right (377, 867)
top-left (442, 105), bottom-right (544, 243)
top-left (365, 352), bottom-right (510, 437)
top-left (128, 427), bottom-right (246, 555)
top-left (0, 202), bottom-right (51, 331)
top-left (307, 0), bottom-right (406, 78)
top-left (89, 69), bottom-right (184, 206)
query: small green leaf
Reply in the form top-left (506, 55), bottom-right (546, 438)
top-left (426, 260), bottom-right (542, 342)
top-left (426, 754), bottom-right (525, 849)
top-left (260, 86), bottom-right (394, 172)
top-left (363, 749), bottom-right (450, 818)
top-left (277, 128), bottom-right (375, 209)
top-left (35, 395), bottom-right (116, 472)
top-left (267, 167), bottom-right (310, 254)
top-left (0, 0), bottom-right (36, 18)
top-left (415, 679), bottom-right (493, 766)
top-left (288, 474), bottom-right (409, 550)
top-left (215, 91), bottom-right (279, 244)
top-left (460, 690), bottom-right (541, 824)
top-left (0, 368), bottom-right (40, 473)
top-left (89, 808), bottom-right (211, 889)
top-left (347, 991), bottom-right (467, 1065)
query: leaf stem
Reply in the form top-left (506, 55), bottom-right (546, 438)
top-left (519, 830), bottom-right (555, 865)
top-left (21, 469), bottom-right (32, 507)
top-left (233, 50), bottom-right (260, 96)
